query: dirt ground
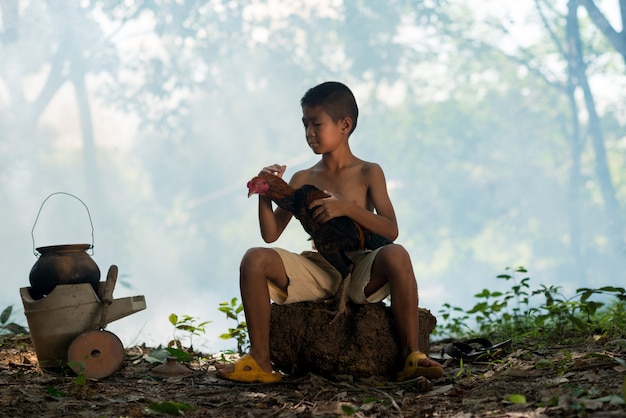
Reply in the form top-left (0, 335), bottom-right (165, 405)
top-left (1, 335), bottom-right (625, 417)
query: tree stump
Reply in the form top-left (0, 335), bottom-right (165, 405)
top-left (269, 301), bottom-right (436, 379)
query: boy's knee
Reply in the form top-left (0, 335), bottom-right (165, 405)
top-left (240, 247), bottom-right (278, 273)
top-left (378, 244), bottom-right (410, 264)
top-left (374, 244), bottom-right (414, 277)
top-left (240, 247), bottom-right (263, 272)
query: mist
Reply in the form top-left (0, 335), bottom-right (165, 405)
top-left (2, 1), bottom-right (625, 353)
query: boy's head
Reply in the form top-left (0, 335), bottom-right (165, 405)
top-left (300, 81), bottom-right (358, 135)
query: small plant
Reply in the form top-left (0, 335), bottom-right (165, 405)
top-left (66, 360), bottom-right (88, 385)
top-left (0, 305), bottom-right (28, 336)
top-left (435, 266), bottom-right (626, 342)
top-left (437, 303), bottom-right (471, 337)
top-left (168, 313), bottom-right (210, 350)
top-left (218, 297), bottom-right (249, 354)
top-left (455, 358), bottom-right (473, 379)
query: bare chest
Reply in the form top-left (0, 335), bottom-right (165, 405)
top-left (303, 174), bottom-right (369, 209)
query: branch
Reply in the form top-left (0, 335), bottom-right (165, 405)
top-left (577, 0), bottom-right (626, 60)
top-left (535, 0), bottom-right (568, 59)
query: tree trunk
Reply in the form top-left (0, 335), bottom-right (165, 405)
top-left (269, 301), bottom-right (436, 380)
top-left (567, 0), bottom-right (625, 252)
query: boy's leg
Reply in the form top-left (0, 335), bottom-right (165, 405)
top-left (217, 247), bottom-right (288, 376)
top-left (366, 244), bottom-right (442, 375)
top-left (366, 244), bottom-right (418, 358)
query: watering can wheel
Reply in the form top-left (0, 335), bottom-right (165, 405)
top-left (67, 331), bottom-right (125, 379)
top-left (67, 265), bottom-right (125, 379)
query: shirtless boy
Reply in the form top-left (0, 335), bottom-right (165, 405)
top-left (217, 81), bottom-right (442, 382)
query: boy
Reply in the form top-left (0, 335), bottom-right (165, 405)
top-left (217, 81), bottom-right (442, 382)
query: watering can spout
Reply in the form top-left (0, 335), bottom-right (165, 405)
top-left (95, 281), bottom-right (147, 323)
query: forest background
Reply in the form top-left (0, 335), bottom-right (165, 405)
top-left (1, 0), bottom-right (625, 353)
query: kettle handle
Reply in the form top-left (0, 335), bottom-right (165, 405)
top-left (31, 192), bottom-right (95, 256)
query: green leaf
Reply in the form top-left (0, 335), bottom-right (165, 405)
top-left (144, 355), bottom-right (166, 364)
top-left (147, 348), bottom-right (171, 363)
top-left (0, 306), bottom-right (12, 324)
top-left (593, 394), bottom-right (625, 405)
top-left (341, 404), bottom-right (360, 415)
top-left (175, 324), bottom-right (196, 332)
top-left (168, 313), bottom-right (178, 326)
top-left (67, 360), bottom-right (86, 374)
top-left (4, 323), bottom-right (28, 334)
top-left (74, 374), bottom-right (87, 386)
top-left (569, 316), bottom-right (587, 331)
top-left (504, 394), bottom-right (526, 404)
top-left (148, 401), bottom-right (194, 415)
top-left (164, 347), bottom-right (193, 363)
top-left (45, 386), bottom-right (66, 397)
top-left (599, 286), bottom-right (625, 293)
top-left (535, 359), bottom-right (554, 370)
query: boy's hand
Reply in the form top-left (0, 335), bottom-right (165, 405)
top-left (309, 192), bottom-right (345, 224)
top-left (260, 164), bottom-right (286, 178)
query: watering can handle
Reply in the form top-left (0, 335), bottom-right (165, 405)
top-left (31, 192), bottom-right (95, 256)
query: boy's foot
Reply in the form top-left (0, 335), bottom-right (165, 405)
top-left (396, 351), bottom-right (443, 381)
top-left (216, 354), bottom-right (282, 383)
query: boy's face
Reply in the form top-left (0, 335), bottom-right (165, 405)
top-left (301, 105), bottom-right (348, 154)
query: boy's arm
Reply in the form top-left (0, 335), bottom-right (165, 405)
top-left (258, 197), bottom-right (292, 243)
top-left (346, 163), bottom-right (398, 241)
top-left (256, 164), bottom-right (293, 243)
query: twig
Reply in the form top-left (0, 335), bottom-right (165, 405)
top-left (367, 386), bottom-right (404, 417)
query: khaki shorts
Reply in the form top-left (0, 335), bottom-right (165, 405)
top-left (268, 247), bottom-right (389, 305)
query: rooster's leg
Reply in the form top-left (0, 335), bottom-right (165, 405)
top-left (329, 273), bottom-right (352, 325)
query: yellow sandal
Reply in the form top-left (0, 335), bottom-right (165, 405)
top-left (396, 352), bottom-right (443, 381)
top-left (216, 354), bottom-right (282, 383)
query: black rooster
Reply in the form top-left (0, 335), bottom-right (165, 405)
top-left (247, 172), bottom-right (393, 323)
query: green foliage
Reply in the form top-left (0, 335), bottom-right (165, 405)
top-left (0, 306), bottom-right (28, 336)
top-left (45, 386), bottom-right (67, 398)
top-left (164, 347), bottom-right (194, 363)
top-left (504, 394), bottom-right (527, 405)
top-left (341, 403), bottom-right (360, 415)
top-left (147, 400), bottom-right (194, 415)
top-left (435, 266), bottom-right (626, 342)
top-left (145, 347), bottom-right (195, 364)
top-left (167, 313), bottom-right (210, 350)
top-left (454, 358), bottom-right (473, 379)
top-left (542, 381), bottom-right (625, 408)
top-left (67, 360), bottom-right (88, 386)
top-left (218, 298), bottom-right (249, 355)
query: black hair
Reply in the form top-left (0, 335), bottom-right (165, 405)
top-left (300, 81), bottom-right (359, 134)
